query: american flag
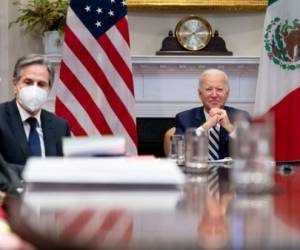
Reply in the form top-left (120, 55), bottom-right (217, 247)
top-left (55, 0), bottom-right (137, 155)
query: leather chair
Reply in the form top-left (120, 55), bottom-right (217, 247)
top-left (163, 127), bottom-right (176, 157)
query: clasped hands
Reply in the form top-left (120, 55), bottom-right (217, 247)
top-left (202, 108), bottom-right (234, 133)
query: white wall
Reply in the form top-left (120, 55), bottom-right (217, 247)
top-left (128, 11), bottom-right (264, 56)
top-left (1, 0), bottom-right (265, 101)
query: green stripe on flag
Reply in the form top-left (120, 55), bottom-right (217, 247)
top-left (268, 0), bottom-right (279, 6)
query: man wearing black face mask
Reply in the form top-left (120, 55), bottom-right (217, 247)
top-left (0, 54), bottom-right (71, 176)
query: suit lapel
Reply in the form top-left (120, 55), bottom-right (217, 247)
top-left (219, 127), bottom-right (229, 143)
top-left (219, 107), bottom-right (232, 157)
top-left (41, 111), bottom-right (56, 156)
top-left (222, 106), bottom-right (232, 143)
top-left (6, 100), bottom-right (30, 158)
top-left (195, 106), bottom-right (206, 127)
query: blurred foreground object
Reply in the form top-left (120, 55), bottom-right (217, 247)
top-left (23, 157), bottom-right (185, 187)
top-left (230, 115), bottom-right (274, 193)
top-left (168, 134), bottom-right (185, 166)
top-left (185, 128), bottom-right (208, 173)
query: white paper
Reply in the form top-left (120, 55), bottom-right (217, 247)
top-left (63, 136), bottom-right (126, 156)
top-left (23, 157), bottom-right (186, 186)
top-left (22, 189), bottom-right (183, 211)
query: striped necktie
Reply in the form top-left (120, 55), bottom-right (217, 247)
top-left (207, 165), bottom-right (220, 199)
top-left (208, 125), bottom-right (219, 161)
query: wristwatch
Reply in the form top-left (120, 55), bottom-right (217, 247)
top-left (175, 15), bottom-right (212, 51)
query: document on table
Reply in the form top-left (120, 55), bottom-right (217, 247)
top-left (23, 157), bottom-right (186, 187)
top-left (22, 189), bottom-right (183, 211)
top-left (63, 136), bottom-right (126, 156)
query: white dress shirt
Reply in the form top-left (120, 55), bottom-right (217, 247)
top-left (16, 101), bottom-right (46, 157)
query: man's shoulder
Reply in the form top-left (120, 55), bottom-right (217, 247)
top-left (41, 109), bottom-right (69, 126)
top-left (224, 106), bottom-right (251, 120)
top-left (0, 100), bottom-right (15, 114)
top-left (224, 106), bottom-right (249, 114)
top-left (0, 101), bottom-right (7, 112)
top-left (176, 107), bottom-right (203, 117)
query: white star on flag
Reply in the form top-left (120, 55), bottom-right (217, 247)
top-left (96, 7), bottom-right (103, 14)
top-left (108, 10), bottom-right (114, 16)
top-left (95, 21), bottom-right (101, 27)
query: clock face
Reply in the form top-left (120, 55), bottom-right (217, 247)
top-left (175, 16), bottom-right (212, 51)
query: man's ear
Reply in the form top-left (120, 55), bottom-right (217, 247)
top-left (225, 89), bottom-right (230, 100)
top-left (12, 79), bottom-right (18, 95)
top-left (198, 89), bottom-right (203, 100)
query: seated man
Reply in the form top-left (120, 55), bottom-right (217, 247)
top-left (0, 54), bottom-right (71, 175)
top-left (175, 68), bottom-right (250, 160)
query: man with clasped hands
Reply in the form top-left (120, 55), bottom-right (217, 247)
top-left (175, 68), bottom-right (250, 160)
top-left (0, 54), bottom-right (71, 176)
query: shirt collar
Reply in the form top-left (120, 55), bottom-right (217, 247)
top-left (16, 100), bottom-right (42, 127)
top-left (203, 108), bottom-right (209, 120)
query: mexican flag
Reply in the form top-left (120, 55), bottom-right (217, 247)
top-left (254, 0), bottom-right (300, 162)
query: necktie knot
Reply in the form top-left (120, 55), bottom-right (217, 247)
top-left (27, 117), bottom-right (38, 128)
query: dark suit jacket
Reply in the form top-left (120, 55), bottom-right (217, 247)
top-left (0, 100), bottom-right (71, 174)
top-left (175, 106), bottom-right (250, 159)
top-left (0, 153), bottom-right (22, 194)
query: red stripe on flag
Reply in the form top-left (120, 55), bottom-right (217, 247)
top-left (98, 33), bottom-right (134, 94)
top-left (55, 98), bottom-right (87, 135)
top-left (91, 210), bottom-right (132, 244)
top-left (115, 17), bottom-right (130, 47)
top-left (58, 209), bottom-right (94, 240)
top-left (60, 61), bottom-right (112, 134)
top-left (121, 218), bottom-right (133, 242)
top-left (64, 27), bottom-right (137, 144)
top-left (54, 209), bottom-right (133, 247)
top-left (270, 87), bottom-right (300, 162)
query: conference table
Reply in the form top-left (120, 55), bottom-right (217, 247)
top-left (6, 162), bottom-right (300, 250)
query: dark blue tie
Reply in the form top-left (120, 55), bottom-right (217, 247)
top-left (27, 117), bottom-right (42, 156)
